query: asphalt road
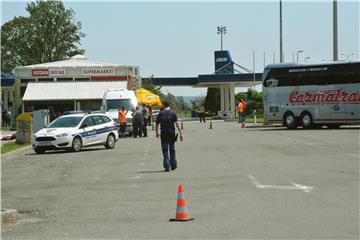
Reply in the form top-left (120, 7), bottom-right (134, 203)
top-left (1, 121), bottom-right (359, 239)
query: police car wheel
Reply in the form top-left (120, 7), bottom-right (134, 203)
top-left (105, 134), bottom-right (116, 149)
top-left (72, 136), bottom-right (82, 152)
top-left (34, 147), bottom-right (46, 154)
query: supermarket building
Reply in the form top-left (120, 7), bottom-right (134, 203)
top-left (13, 54), bottom-right (141, 114)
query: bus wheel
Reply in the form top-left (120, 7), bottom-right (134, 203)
top-left (284, 112), bottom-right (298, 129)
top-left (301, 112), bottom-right (313, 129)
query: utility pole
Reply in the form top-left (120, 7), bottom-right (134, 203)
top-left (253, 51), bottom-right (256, 90)
top-left (263, 52), bottom-right (266, 68)
top-left (333, 0), bottom-right (338, 61)
top-left (279, 0), bottom-right (283, 63)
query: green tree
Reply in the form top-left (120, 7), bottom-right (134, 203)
top-left (204, 88), bottom-right (220, 113)
top-left (141, 77), bottom-right (162, 96)
top-left (189, 96), bottom-right (205, 111)
top-left (1, 0), bottom-right (85, 72)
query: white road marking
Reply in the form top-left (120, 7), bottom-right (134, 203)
top-left (132, 174), bottom-right (143, 180)
top-left (248, 175), bottom-right (314, 193)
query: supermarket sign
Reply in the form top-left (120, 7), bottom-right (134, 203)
top-left (32, 69), bottom-right (66, 77)
top-left (82, 68), bottom-right (115, 76)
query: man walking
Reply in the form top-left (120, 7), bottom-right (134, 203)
top-left (155, 101), bottom-right (183, 172)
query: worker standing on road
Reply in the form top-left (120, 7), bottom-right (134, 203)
top-left (147, 105), bottom-right (152, 126)
top-left (133, 106), bottom-right (143, 138)
top-left (238, 98), bottom-right (247, 128)
top-left (155, 101), bottom-right (183, 172)
top-left (199, 105), bottom-right (206, 123)
top-left (141, 104), bottom-right (148, 137)
top-left (118, 106), bottom-right (127, 138)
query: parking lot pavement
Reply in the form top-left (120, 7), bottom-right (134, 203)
top-left (1, 122), bottom-right (359, 239)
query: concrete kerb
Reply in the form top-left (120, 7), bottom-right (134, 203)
top-left (1, 209), bottom-right (20, 223)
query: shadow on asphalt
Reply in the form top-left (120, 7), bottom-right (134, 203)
top-left (253, 126), bottom-right (360, 131)
top-left (137, 170), bottom-right (167, 174)
top-left (25, 147), bottom-right (106, 155)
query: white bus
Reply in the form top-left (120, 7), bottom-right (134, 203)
top-left (262, 61), bottom-right (360, 129)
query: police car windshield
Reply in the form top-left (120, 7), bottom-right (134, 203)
top-left (106, 99), bottom-right (134, 111)
top-left (48, 116), bottom-right (83, 128)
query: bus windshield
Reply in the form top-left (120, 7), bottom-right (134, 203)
top-left (106, 99), bottom-right (134, 111)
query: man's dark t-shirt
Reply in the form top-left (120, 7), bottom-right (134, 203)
top-left (156, 109), bottom-right (178, 144)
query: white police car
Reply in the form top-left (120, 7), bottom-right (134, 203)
top-left (32, 112), bottom-right (119, 154)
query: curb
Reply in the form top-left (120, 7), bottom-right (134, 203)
top-left (1, 209), bottom-right (19, 223)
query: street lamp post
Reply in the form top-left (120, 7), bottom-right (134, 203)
top-left (217, 26), bottom-right (227, 51)
top-left (341, 53), bottom-right (355, 61)
top-left (296, 50), bottom-right (303, 62)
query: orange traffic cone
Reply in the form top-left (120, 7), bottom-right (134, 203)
top-left (169, 184), bottom-right (194, 222)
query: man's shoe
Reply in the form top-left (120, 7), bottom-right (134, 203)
top-left (164, 167), bottom-right (170, 172)
top-left (171, 166), bottom-right (177, 171)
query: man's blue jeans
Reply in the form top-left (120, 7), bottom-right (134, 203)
top-left (162, 143), bottom-right (176, 168)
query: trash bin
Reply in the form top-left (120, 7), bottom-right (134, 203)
top-left (16, 112), bottom-right (33, 144)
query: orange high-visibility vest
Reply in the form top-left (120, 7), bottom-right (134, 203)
top-left (238, 102), bottom-right (244, 113)
top-left (118, 110), bottom-right (127, 123)
top-left (242, 100), bottom-right (247, 109)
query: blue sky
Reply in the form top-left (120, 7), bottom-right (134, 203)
top-left (1, 0), bottom-right (359, 96)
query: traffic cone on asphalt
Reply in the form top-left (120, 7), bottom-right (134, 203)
top-left (169, 184), bottom-right (194, 222)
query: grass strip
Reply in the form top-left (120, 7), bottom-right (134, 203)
top-left (1, 143), bottom-right (29, 154)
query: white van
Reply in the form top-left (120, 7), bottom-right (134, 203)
top-left (101, 88), bottom-right (137, 134)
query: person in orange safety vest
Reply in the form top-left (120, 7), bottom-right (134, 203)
top-left (118, 106), bottom-right (127, 137)
top-left (238, 98), bottom-right (247, 128)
